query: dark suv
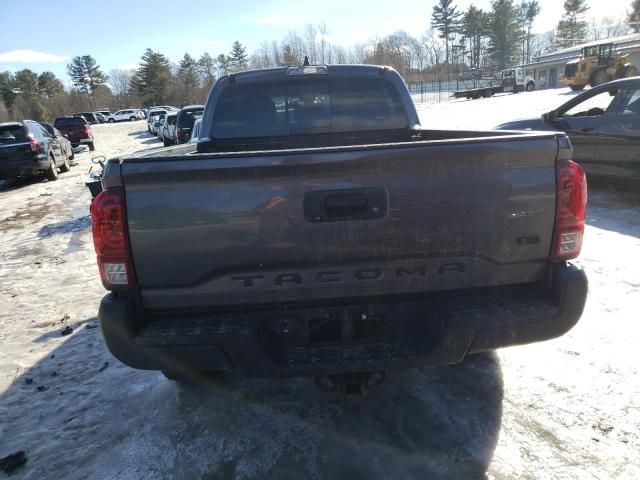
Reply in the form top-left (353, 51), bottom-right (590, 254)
top-left (0, 120), bottom-right (70, 181)
top-left (54, 116), bottom-right (95, 151)
top-left (74, 112), bottom-right (99, 124)
top-left (175, 104), bottom-right (205, 144)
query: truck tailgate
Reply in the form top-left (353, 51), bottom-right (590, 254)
top-left (120, 135), bottom-right (560, 309)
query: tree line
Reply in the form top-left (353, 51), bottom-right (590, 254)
top-left (1, 0), bottom-right (639, 123)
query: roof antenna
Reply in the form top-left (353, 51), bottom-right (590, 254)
top-left (303, 56), bottom-right (310, 66)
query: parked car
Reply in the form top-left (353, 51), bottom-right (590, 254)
top-left (147, 109), bottom-right (168, 133)
top-left (189, 118), bottom-right (202, 143)
top-left (151, 112), bottom-right (166, 136)
top-left (92, 64), bottom-right (587, 391)
top-left (175, 104), bottom-right (205, 143)
top-left (97, 110), bottom-right (111, 118)
top-left (54, 116), bottom-right (95, 151)
top-left (496, 76), bottom-right (640, 183)
top-left (135, 109), bottom-right (145, 119)
top-left (161, 112), bottom-right (178, 146)
top-left (106, 109), bottom-right (140, 123)
top-left (94, 113), bottom-right (107, 123)
top-left (40, 122), bottom-right (75, 163)
top-left (0, 120), bottom-right (70, 181)
top-left (73, 112), bottom-right (100, 124)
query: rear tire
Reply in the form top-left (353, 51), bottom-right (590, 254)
top-left (88, 142), bottom-right (95, 152)
top-left (45, 157), bottom-right (58, 181)
top-left (59, 155), bottom-right (70, 173)
top-left (130, 116), bottom-right (136, 121)
top-left (108, 118), bottom-right (115, 123)
top-left (590, 69), bottom-right (609, 87)
top-left (526, 82), bottom-right (535, 92)
top-left (570, 84), bottom-right (586, 91)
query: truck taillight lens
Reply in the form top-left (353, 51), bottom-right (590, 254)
top-left (27, 133), bottom-right (39, 153)
top-left (90, 188), bottom-right (133, 290)
top-left (83, 126), bottom-right (90, 136)
top-left (551, 160), bottom-right (587, 261)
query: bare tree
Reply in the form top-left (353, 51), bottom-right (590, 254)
top-left (332, 45), bottom-right (347, 64)
top-left (529, 30), bottom-right (555, 60)
top-left (304, 24), bottom-right (318, 62)
top-left (318, 22), bottom-right (329, 63)
top-left (590, 17), bottom-right (630, 40)
top-left (108, 69), bottom-right (133, 109)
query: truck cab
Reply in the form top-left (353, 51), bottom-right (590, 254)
top-left (500, 67), bottom-right (536, 92)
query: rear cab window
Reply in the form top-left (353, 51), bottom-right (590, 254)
top-left (212, 77), bottom-right (408, 139)
top-left (54, 117), bottom-right (86, 127)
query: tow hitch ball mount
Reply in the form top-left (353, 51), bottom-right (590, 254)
top-left (314, 371), bottom-right (386, 397)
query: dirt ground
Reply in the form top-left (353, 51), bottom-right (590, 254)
top-left (1, 91), bottom-right (639, 479)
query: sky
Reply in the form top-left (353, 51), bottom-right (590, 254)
top-left (0, 0), bottom-right (631, 83)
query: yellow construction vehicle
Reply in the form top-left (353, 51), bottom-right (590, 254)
top-left (559, 42), bottom-right (638, 91)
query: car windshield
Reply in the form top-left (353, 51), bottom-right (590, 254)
top-left (0, 125), bottom-right (27, 143)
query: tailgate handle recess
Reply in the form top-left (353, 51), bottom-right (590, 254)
top-left (304, 188), bottom-right (387, 222)
top-left (324, 193), bottom-right (368, 217)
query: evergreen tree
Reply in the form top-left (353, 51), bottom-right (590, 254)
top-left (132, 48), bottom-right (172, 105)
top-left (37, 72), bottom-right (64, 99)
top-left (228, 41), bottom-right (248, 71)
top-left (216, 54), bottom-right (230, 75)
top-left (519, 1), bottom-right (540, 63)
top-left (487, 0), bottom-right (522, 70)
top-left (197, 52), bottom-right (216, 90)
top-left (66, 55), bottom-right (107, 107)
top-left (629, 0), bottom-right (640, 33)
top-left (0, 71), bottom-right (17, 111)
top-left (555, 0), bottom-right (590, 48)
top-left (178, 54), bottom-right (198, 86)
top-left (14, 69), bottom-right (47, 120)
top-left (431, 0), bottom-right (463, 65)
top-left (462, 6), bottom-right (487, 69)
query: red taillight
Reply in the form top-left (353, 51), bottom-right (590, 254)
top-left (176, 128), bottom-right (183, 138)
top-left (90, 188), bottom-right (133, 290)
top-left (83, 126), bottom-right (90, 136)
top-left (27, 133), bottom-right (39, 153)
top-left (551, 160), bottom-right (587, 261)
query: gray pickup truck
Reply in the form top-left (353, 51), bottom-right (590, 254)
top-left (92, 65), bottom-right (588, 392)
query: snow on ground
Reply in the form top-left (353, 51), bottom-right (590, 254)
top-left (416, 87), bottom-right (583, 130)
top-left (0, 89), bottom-right (639, 479)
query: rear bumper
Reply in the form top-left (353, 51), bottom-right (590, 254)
top-left (0, 155), bottom-right (50, 178)
top-left (99, 263), bottom-right (587, 376)
top-left (69, 137), bottom-right (93, 146)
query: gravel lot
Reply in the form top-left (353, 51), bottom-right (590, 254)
top-left (1, 89), bottom-right (639, 479)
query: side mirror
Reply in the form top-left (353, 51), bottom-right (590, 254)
top-left (542, 111), bottom-right (553, 122)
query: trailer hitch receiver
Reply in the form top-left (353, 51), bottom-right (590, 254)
top-left (315, 372), bottom-right (386, 397)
